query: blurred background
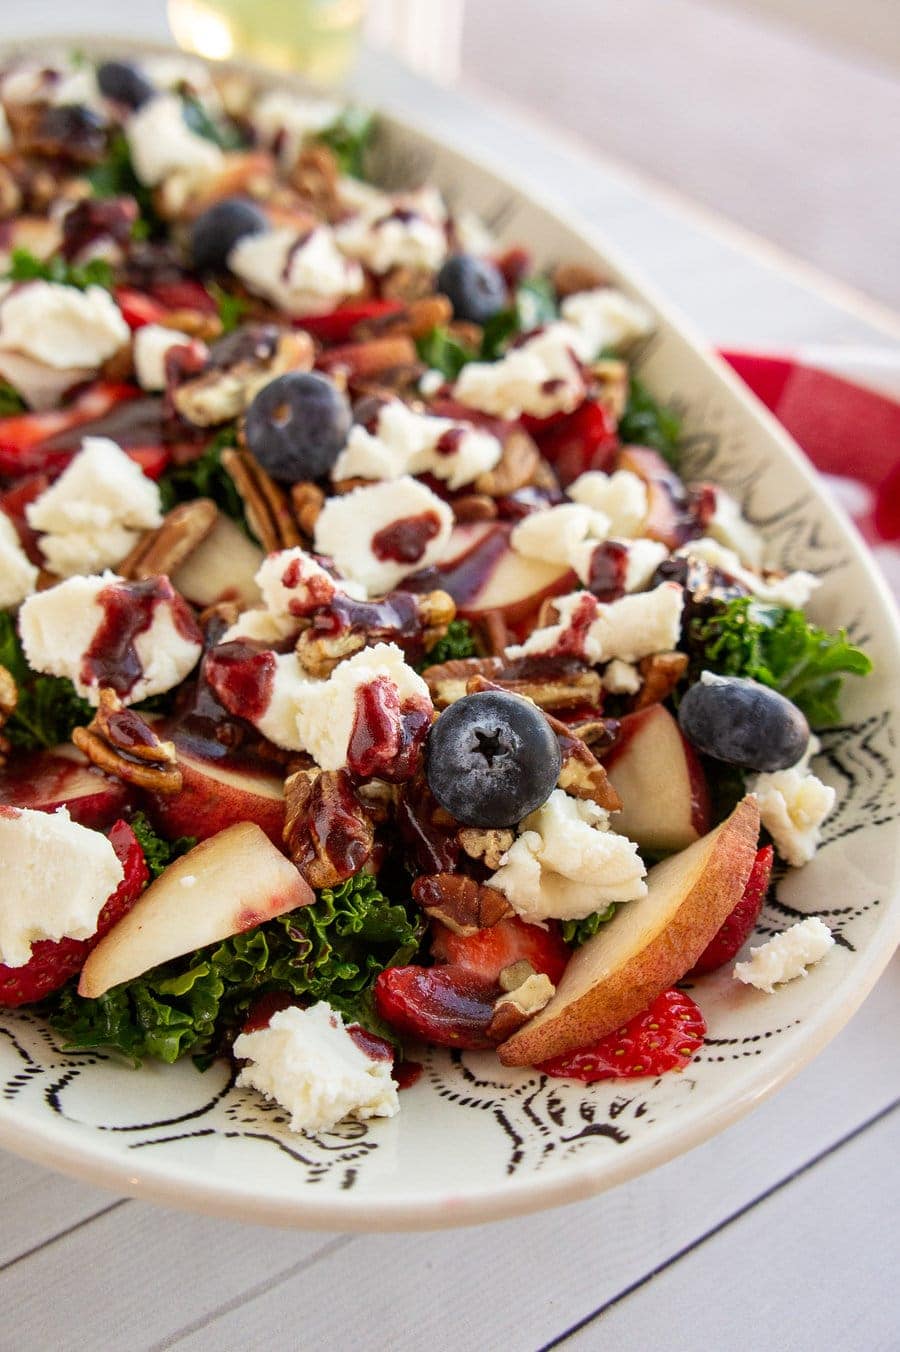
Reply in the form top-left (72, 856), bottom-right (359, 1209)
top-left (4, 0), bottom-right (899, 313)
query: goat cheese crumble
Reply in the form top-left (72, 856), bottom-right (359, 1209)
top-left (750, 743), bottom-right (836, 867)
top-left (0, 282), bottom-right (129, 372)
top-left (313, 476), bottom-right (453, 596)
top-left (332, 400), bottom-right (502, 492)
top-left (125, 93), bottom-right (223, 187)
top-left (734, 917), bottom-right (834, 993)
top-left (0, 512), bottom-right (38, 609)
top-left (228, 226), bottom-right (364, 316)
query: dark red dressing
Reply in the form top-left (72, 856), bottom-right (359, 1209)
top-left (203, 640), bottom-right (278, 724)
top-left (404, 523), bottom-right (512, 606)
top-left (434, 426), bottom-right (465, 457)
top-left (371, 511), bottom-right (442, 564)
top-left (81, 577), bottom-right (201, 698)
top-left (586, 540), bottom-right (630, 602)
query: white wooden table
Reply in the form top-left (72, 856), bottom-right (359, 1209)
top-left (2, 11), bottom-right (900, 1349)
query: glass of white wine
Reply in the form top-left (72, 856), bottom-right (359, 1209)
top-left (167, 0), bottom-right (368, 85)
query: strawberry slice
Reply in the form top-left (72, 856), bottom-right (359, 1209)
top-left (374, 963), bottom-right (500, 1049)
top-left (296, 299), bottom-right (404, 344)
top-left (150, 279), bottom-right (218, 315)
top-left (431, 915), bottom-right (570, 986)
top-left (532, 400), bottom-right (619, 487)
top-left (0, 818), bottom-right (149, 1007)
top-left (689, 845), bottom-right (774, 976)
top-left (114, 287), bottom-right (170, 330)
top-left (0, 382), bottom-right (147, 478)
top-left (539, 988), bottom-right (707, 1081)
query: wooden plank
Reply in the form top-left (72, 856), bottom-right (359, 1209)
top-left (0, 1154), bottom-right (115, 1269)
top-left (560, 1102), bottom-right (900, 1351)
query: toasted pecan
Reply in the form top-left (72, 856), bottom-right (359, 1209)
top-left (634, 651), bottom-right (689, 710)
top-left (119, 499), bottom-right (218, 581)
top-left (552, 261), bottom-right (606, 298)
top-left (222, 448), bottom-right (301, 552)
top-left (73, 689), bottom-right (182, 794)
top-left (486, 971), bottom-right (555, 1042)
top-left (458, 826), bottom-right (515, 872)
top-left (412, 873), bottom-right (512, 935)
top-left (473, 428), bottom-right (541, 497)
top-left (354, 295), bottom-right (453, 342)
top-left (283, 766), bottom-right (374, 889)
top-left (290, 481), bottom-right (325, 539)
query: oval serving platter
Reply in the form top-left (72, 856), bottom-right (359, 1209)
top-left (0, 39), bottom-right (898, 1231)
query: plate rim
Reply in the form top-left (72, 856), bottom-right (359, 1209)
top-left (0, 35), bottom-right (898, 1231)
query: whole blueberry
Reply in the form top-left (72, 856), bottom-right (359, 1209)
top-left (244, 372), bottom-right (352, 482)
top-left (436, 253), bottom-right (507, 325)
top-left (678, 674), bottom-right (809, 772)
top-left (190, 198), bottom-right (268, 274)
top-left (96, 60), bottom-right (156, 110)
top-left (425, 691), bottom-right (562, 828)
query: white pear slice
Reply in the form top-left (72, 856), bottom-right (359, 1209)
top-left (79, 822), bottom-right (312, 999)
top-left (172, 513), bottom-right (263, 611)
top-left (499, 796), bottom-right (760, 1065)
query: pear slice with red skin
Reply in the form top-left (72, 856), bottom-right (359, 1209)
top-left (498, 796), bottom-right (760, 1066)
top-left (602, 705), bottom-right (710, 854)
top-left (79, 823), bottom-right (312, 999)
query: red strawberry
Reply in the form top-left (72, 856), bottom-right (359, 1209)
top-left (539, 988), bottom-right (707, 1082)
top-left (0, 382), bottom-right (144, 478)
top-left (114, 287), bottom-right (170, 330)
top-left (431, 915), bottom-right (570, 986)
top-left (689, 845), bottom-right (774, 976)
top-left (0, 818), bottom-right (148, 1007)
top-left (295, 299), bottom-right (404, 344)
top-left (374, 963), bottom-right (500, 1049)
top-left (241, 989), bottom-right (298, 1034)
top-left (150, 279), bottom-right (218, 315)
top-left (532, 400), bottom-right (619, 486)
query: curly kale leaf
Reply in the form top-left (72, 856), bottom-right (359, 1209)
top-left (416, 619), bottom-right (478, 671)
top-left (617, 377), bottom-right (682, 466)
top-left (157, 425), bottom-right (247, 528)
top-left (481, 275), bottom-right (558, 360)
top-left (128, 811), bottom-right (196, 880)
top-left (416, 327), bottom-right (477, 381)
top-left (0, 612), bottom-right (92, 751)
top-left (561, 904), bottom-right (616, 947)
top-left (87, 131), bottom-right (158, 229)
top-left (690, 597), bottom-right (872, 728)
top-left (180, 95), bottom-right (246, 151)
top-left (314, 107), bottom-right (375, 179)
top-left (48, 872), bottom-right (424, 1065)
top-left (5, 248), bottom-right (114, 292)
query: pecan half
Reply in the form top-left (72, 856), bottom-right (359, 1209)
top-left (381, 266), bottom-right (436, 303)
top-left (283, 766), bottom-right (374, 889)
top-left (451, 661), bottom-right (603, 714)
top-left (552, 261), bottom-right (607, 298)
top-left (452, 493), bottom-right (498, 523)
top-left (72, 689), bottom-right (182, 794)
top-left (474, 428), bottom-right (541, 497)
top-left (289, 143), bottom-right (341, 217)
top-left (423, 656), bottom-right (505, 708)
top-left (296, 629), bottom-right (367, 678)
top-left (486, 971), bottom-right (555, 1042)
top-left (222, 448), bottom-right (302, 552)
top-left (354, 295), bottom-right (453, 342)
top-left (412, 873), bottom-right (512, 935)
top-left (591, 358), bottom-right (629, 422)
top-left (290, 481), bottom-right (325, 539)
top-left (298, 588), bottom-right (457, 678)
top-left (175, 329), bottom-right (314, 426)
top-left (119, 499), bottom-right (218, 581)
top-left (458, 826), bottom-right (515, 872)
top-left (634, 651), bottom-right (689, 710)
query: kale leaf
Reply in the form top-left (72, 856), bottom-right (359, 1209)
top-left (48, 871), bottom-right (424, 1064)
top-left (157, 425), bottom-right (248, 528)
top-left (0, 382), bottom-right (26, 416)
top-left (481, 275), bottom-right (558, 360)
top-left (416, 619), bottom-right (478, 671)
top-left (129, 810), bottom-right (197, 880)
top-left (180, 95), bottom-right (246, 151)
top-left (315, 108), bottom-right (375, 179)
top-left (0, 612), bottom-right (92, 751)
top-left (5, 248), bottom-right (114, 293)
top-left (617, 377), bottom-right (682, 466)
top-left (561, 903), bottom-right (616, 947)
top-left (209, 282), bottom-right (250, 335)
top-left (416, 326), bottom-right (477, 381)
top-left (690, 597), bottom-right (872, 727)
top-left (87, 131), bottom-right (158, 228)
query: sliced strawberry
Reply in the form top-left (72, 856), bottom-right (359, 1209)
top-left (539, 988), bottom-right (707, 1082)
top-left (689, 845), bottom-right (774, 976)
top-left (0, 382), bottom-right (144, 478)
top-left (114, 287), bottom-right (170, 330)
top-left (0, 473), bottom-right (50, 560)
top-left (296, 299), bottom-right (404, 344)
top-left (374, 963), bottom-right (500, 1049)
top-left (151, 279), bottom-right (218, 315)
top-left (431, 915), bottom-right (570, 987)
top-left (125, 445), bottom-right (171, 479)
top-left (0, 818), bottom-right (148, 1007)
top-left (532, 400), bottom-right (619, 487)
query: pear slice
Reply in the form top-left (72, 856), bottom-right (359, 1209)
top-left (79, 822), bottom-right (312, 999)
top-left (499, 796), bottom-right (760, 1066)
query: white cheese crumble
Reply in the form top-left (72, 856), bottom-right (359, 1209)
top-left (335, 190), bottom-right (448, 275)
top-left (1, 59), bottom-right (100, 110)
top-left (133, 323), bottom-right (196, 391)
top-left (602, 658), bottom-right (642, 694)
top-left (18, 572), bottom-right (202, 705)
top-left (568, 469), bottom-right (649, 538)
top-left (750, 743), bottom-right (836, 867)
top-left (252, 89), bottom-right (341, 166)
top-left (506, 581), bottom-right (684, 665)
top-left (454, 324), bottom-right (586, 421)
top-left (233, 1001), bottom-right (399, 1135)
top-left (734, 917), bottom-right (834, 994)
top-left (222, 608), bottom-right (296, 646)
top-left (295, 642), bottom-right (431, 770)
top-left (255, 652), bottom-right (313, 751)
top-left (0, 806), bottom-right (124, 968)
top-left (0, 282), bottom-right (129, 371)
top-left (125, 93), bottom-right (223, 188)
top-left (559, 287), bottom-right (654, 357)
top-left (676, 537), bottom-right (820, 610)
top-left (256, 547), bottom-right (338, 622)
top-left (0, 512), bottom-right (38, 609)
top-left (26, 437), bottom-right (162, 577)
top-left (452, 209), bottom-right (497, 256)
top-left (333, 400), bottom-right (502, 492)
top-left (228, 226), bottom-right (364, 316)
top-left (511, 503), bottom-right (610, 569)
top-left (314, 476), bottom-right (453, 597)
top-left (486, 790), bottom-right (647, 922)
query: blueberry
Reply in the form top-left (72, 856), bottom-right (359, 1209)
top-left (436, 253), bottom-right (507, 325)
top-left (678, 675), bottom-right (809, 772)
top-left (96, 60), bottom-right (156, 110)
top-left (190, 198), bottom-right (268, 274)
top-left (425, 691), bottom-right (562, 828)
top-left (244, 372), bottom-right (352, 482)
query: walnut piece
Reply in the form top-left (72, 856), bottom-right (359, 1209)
top-left (0, 665), bottom-right (17, 768)
top-left (634, 651), bottom-right (689, 710)
top-left (412, 873), bottom-right (512, 935)
top-left (474, 428), bottom-right (540, 497)
top-left (458, 826), bottom-right (515, 872)
top-left (174, 330), bottom-right (314, 427)
top-left (72, 689), bottom-right (182, 794)
top-left (354, 295), bottom-right (453, 342)
top-left (222, 448), bottom-right (302, 552)
top-left (552, 261), bottom-right (607, 298)
top-left (119, 499), bottom-right (218, 581)
top-left (487, 972), bottom-right (555, 1042)
top-left (283, 766), bottom-right (374, 890)
top-left (591, 358), bottom-right (629, 422)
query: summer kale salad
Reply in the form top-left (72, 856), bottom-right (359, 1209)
top-left (0, 50), bottom-right (872, 1136)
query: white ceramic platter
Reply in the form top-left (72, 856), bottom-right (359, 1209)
top-left (0, 40), bottom-right (898, 1230)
